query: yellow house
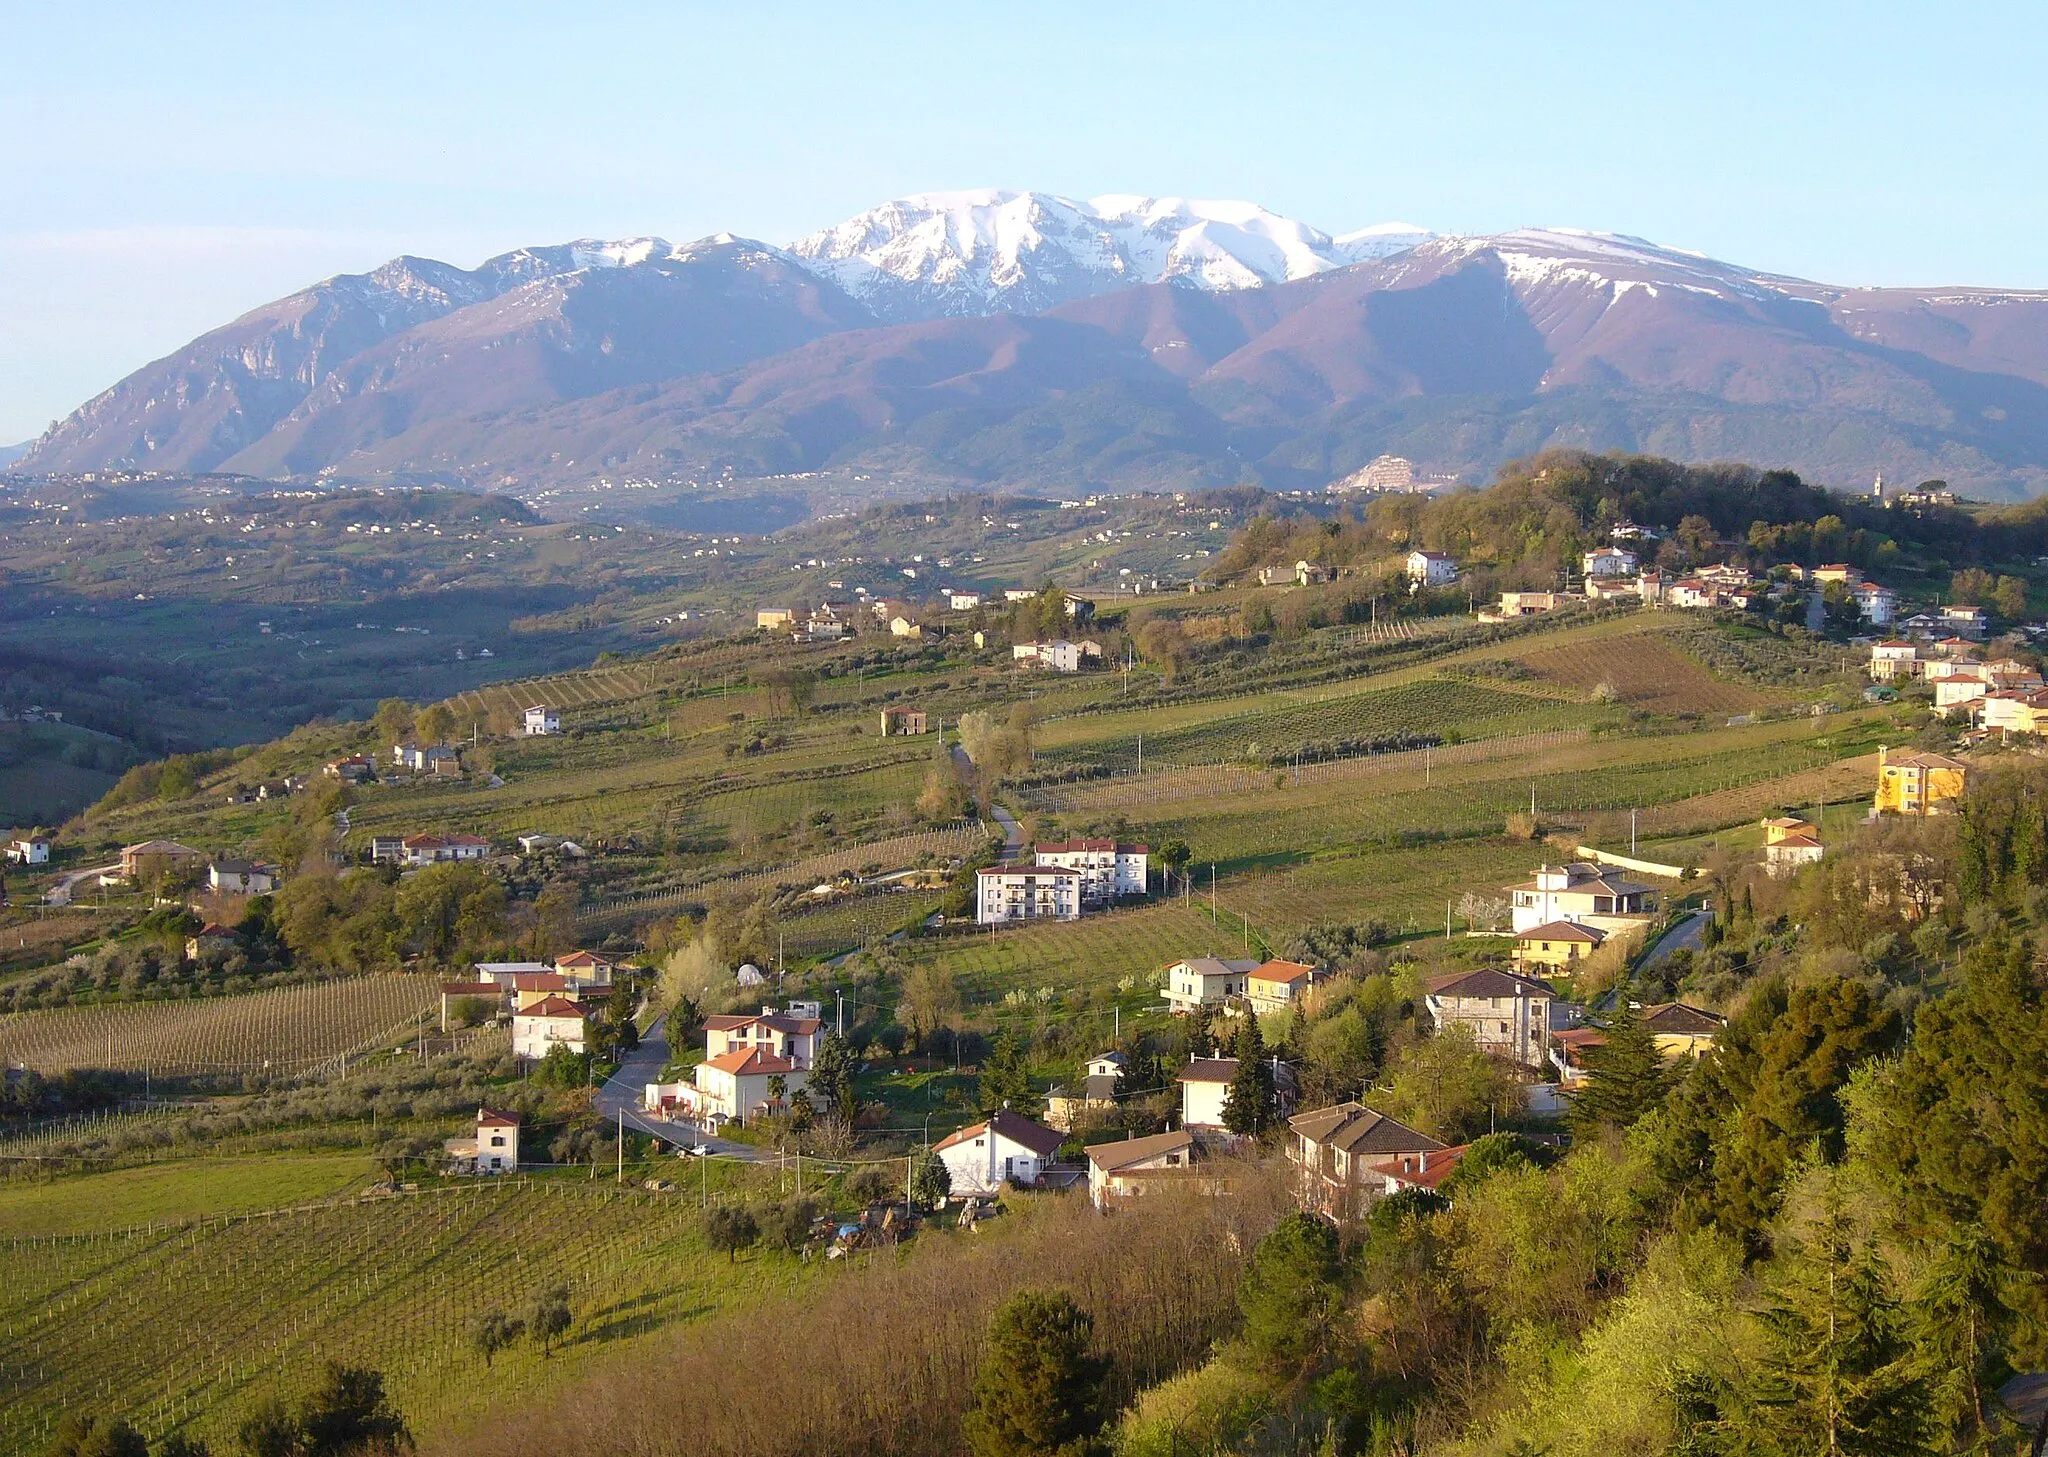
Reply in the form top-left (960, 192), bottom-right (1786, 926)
top-left (1874, 747), bottom-right (1968, 816)
top-left (1513, 919), bottom-right (1607, 970)
top-left (1760, 816), bottom-right (1815, 845)
top-left (1639, 1003), bottom-right (1726, 1060)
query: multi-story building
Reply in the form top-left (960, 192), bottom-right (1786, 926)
top-left (1424, 966), bottom-right (1565, 1067)
top-left (1508, 863), bottom-right (1653, 933)
top-left (975, 866), bottom-right (1084, 924)
top-left (1285, 1102), bottom-right (1446, 1221)
top-left (1032, 839), bottom-right (1148, 903)
top-left (1874, 747), bottom-right (1968, 816)
top-left (1161, 957), bottom-right (1259, 1013)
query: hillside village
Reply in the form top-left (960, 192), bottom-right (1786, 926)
top-left (6, 452), bottom-right (2048, 1454)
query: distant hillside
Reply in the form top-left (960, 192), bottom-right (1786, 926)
top-left (24, 206), bottom-right (2048, 502)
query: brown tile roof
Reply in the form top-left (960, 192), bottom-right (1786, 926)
top-left (1425, 967), bottom-right (1557, 999)
top-left (515, 996), bottom-right (585, 1019)
top-left (1286, 1101), bottom-right (1444, 1157)
top-left (477, 1107), bottom-right (520, 1128)
top-left (1391, 1143), bottom-right (1470, 1191)
top-left (1640, 1002), bottom-right (1727, 1035)
top-left (1084, 1129), bottom-right (1194, 1172)
top-left (438, 982), bottom-right (501, 996)
top-left (934, 1109), bottom-right (1066, 1159)
top-left (1176, 1057), bottom-right (1239, 1084)
top-left (1248, 959), bottom-right (1316, 985)
top-left (1513, 921), bottom-right (1606, 945)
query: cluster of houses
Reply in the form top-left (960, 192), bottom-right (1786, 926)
top-left (370, 832), bottom-right (492, 867)
top-left (975, 839), bottom-right (1150, 924)
top-left (110, 839), bottom-right (280, 895)
top-left (757, 589), bottom-right (1097, 648)
top-left (437, 948), bottom-right (622, 1058)
top-left (1870, 639), bottom-right (2048, 738)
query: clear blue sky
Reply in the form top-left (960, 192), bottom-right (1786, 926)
top-left (4, 0), bottom-right (2045, 443)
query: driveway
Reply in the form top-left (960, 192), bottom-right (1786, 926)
top-left (594, 1013), bottom-right (761, 1160)
top-left (1640, 908), bottom-right (1710, 969)
top-left (954, 744), bottom-right (1024, 861)
top-left (46, 863), bottom-right (119, 907)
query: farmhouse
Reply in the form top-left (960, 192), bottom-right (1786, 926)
top-left (1868, 641), bottom-right (1920, 680)
top-left (1162, 956), bottom-right (1259, 1013)
top-left (551, 949), bottom-right (617, 988)
top-left (438, 980), bottom-right (505, 1031)
top-left (1406, 550), bottom-right (1459, 587)
top-left (1496, 591), bottom-right (1567, 617)
top-left (208, 859), bottom-right (278, 895)
top-left (1424, 966), bottom-right (1563, 1067)
top-left (8, 835), bottom-right (50, 865)
top-left (1286, 1102), bottom-right (1446, 1221)
top-left (1085, 1129), bottom-right (1197, 1209)
top-left (325, 756), bottom-right (374, 783)
top-left (1508, 862), bottom-right (1654, 933)
top-left (1014, 639), bottom-right (1083, 672)
top-left (444, 1108), bottom-right (520, 1175)
top-left (1176, 1056), bottom-right (1293, 1130)
top-left (185, 923), bottom-right (237, 960)
top-left (401, 833), bottom-right (491, 866)
top-left (889, 615), bottom-right (924, 640)
top-left (948, 590), bottom-right (983, 611)
top-left (879, 705), bottom-right (929, 735)
top-left (932, 1109), bottom-right (1067, 1197)
top-left (1874, 746), bottom-right (1968, 816)
top-left (119, 840), bottom-right (206, 880)
top-left (392, 742), bottom-right (461, 774)
top-left (1640, 1002), bottom-right (1727, 1059)
top-left (1765, 829), bottom-right (1825, 875)
top-left (1032, 838), bottom-right (1147, 903)
top-left (523, 705), bottom-right (560, 736)
top-left (755, 608), bottom-right (796, 630)
top-left (975, 866), bottom-right (1084, 924)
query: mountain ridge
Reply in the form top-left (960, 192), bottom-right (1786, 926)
top-left (24, 190), bottom-right (2048, 501)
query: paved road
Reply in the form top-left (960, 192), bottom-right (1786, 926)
top-left (951, 743), bottom-right (1024, 861)
top-left (593, 1013), bottom-right (761, 1160)
top-left (1640, 908), bottom-right (1710, 969)
top-left (46, 863), bottom-right (119, 907)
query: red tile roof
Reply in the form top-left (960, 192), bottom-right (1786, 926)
top-left (701, 1046), bottom-right (797, 1077)
top-left (515, 996), bottom-right (585, 1020)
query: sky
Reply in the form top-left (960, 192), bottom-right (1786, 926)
top-left (4, 1), bottom-right (2046, 444)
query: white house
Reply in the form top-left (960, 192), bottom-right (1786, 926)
top-left (1942, 605), bottom-right (1990, 637)
top-left (208, 859), bottom-right (277, 895)
top-left (1855, 583), bottom-right (1899, 626)
top-left (1423, 967), bottom-right (1563, 1067)
top-left (692, 1046), bottom-right (807, 1125)
top-left (401, 833), bottom-right (491, 866)
top-left (444, 1107), bottom-right (521, 1174)
top-left (7, 836), bottom-right (50, 865)
top-left (1032, 839), bottom-right (1148, 903)
top-left (1406, 550), bottom-right (1459, 587)
top-left (1161, 957), bottom-right (1258, 1013)
top-left (1085, 1129), bottom-right (1197, 1208)
top-left (1177, 1057), bottom-right (1240, 1128)
top-left (524, 705), bottom-right (560, 736)
top-left (948, 590), bottom-right (984, 611)
top-left (392, 742), bottom-right (461, 774)
top-left (1508, 862), bottom-right (1654, 933)
top-left (976, 866), bottom-right (1084, 924)
top-left (1582, 546), bottom-right (1639, 578)
top-left (511, 996), bottom-right (587, 1061)
top-left (702, 1007), bottom-right (823, 1068)
top-left (932, 1109), bottom-right (1067, 1196)
top-left (1014, 639), bottom-right (1082, 672)
top-left (1868, 641), bottom-right (1920, 680)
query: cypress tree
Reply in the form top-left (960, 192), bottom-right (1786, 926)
top-left (1222, 1017), bottom-right (1276, 1136)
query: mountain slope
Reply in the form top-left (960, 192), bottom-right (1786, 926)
top-left (23, 196), bottom-right (2048, 500)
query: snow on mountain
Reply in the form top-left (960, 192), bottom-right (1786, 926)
top-left (788, 189), bottom-right (1434, 321)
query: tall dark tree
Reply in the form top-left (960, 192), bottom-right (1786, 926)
top-left (963, 1289), bottom-right (1108, 1457)
top-left (1567, 1008), bottom-right (1671, 1139)
top-left (1222, 1017), bottom-right (1276, 1136)
top-left (979, 1030), bottom-right (1034, 1114)
top-left (806, 1031), bottom-right (858, 1125)
top-left (1736, 1203), bottom-right (1929, 1457)
top-left (292, 1363), bottom-right (412, 1457)
top-left (43, 1416), bottom-right (148, 1457)
top-left (704, 1203), bottom-right (759, 1263)
top-left (1238, 1213), bottom-right (1343, 1375)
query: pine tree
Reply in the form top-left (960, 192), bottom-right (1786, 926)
top-left (912, 1150), bottom-right (951, 1208)
top-left (963, 1289), bottom-right (1108, 1457)
top-left (1567, 1008), bottom-right (1670, 1139)
top-left (807, 1031), bottom-right (857, 1125)
top-left (1186, 1001), bottom-right (1214, 1058)
top-left (1222, 1017), bottom-right (1276, 1136)
top-left (1238, 1213), bottom-right (1343, 1375)
top-left (979, 1031), bottom-right (1033, 1114)
top-left (1738, 1193), bottom-right (1928, 1457)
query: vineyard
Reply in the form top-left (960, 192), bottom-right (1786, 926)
top-left (0, 1177), bottom-right (810, 1453)
top-left (1039, 677), bottom-right (1582, 771)
top-left (0, 978), bottom-right (437, 1079)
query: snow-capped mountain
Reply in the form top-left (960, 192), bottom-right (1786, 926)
top-left (789, 189), bottom-right (1432, 321)
top-left (24, 191), bottom-right (2048, 501)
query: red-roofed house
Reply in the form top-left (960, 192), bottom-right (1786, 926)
top-left (693, 1046), bottom-right (806, 1125)
top-left (703, 1007), bottom-right (823, 1069)
top-left (551, 949), bottom-right (616, 987)
top-left (1245, 959), bottom-right (1319, 1014)
top-left (444, 1107), bottom-right (520, 1174)
top-left (185, 922), bottom-right (237, 960)
top-left (933, 1109), bottom-right (1067, 1196)
top-left (511, 996), bottom-right (587, 1061)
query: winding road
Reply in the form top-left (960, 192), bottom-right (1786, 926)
top-left (952, 743), bottom-right (1023, 861)
top-left (45, 863), bottom-right (119, 907)
top-left (592, 1013), bottom-right (762, 1161)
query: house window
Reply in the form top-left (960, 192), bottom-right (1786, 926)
top-left (489, 1135), bottom-right (505, 1147)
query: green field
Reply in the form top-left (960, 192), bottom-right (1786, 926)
top-left (0, 1153), bottom-right (376, 1237)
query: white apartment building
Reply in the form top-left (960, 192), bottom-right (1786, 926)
top-left (1032, 839), bottom-right (1148, 903)
top-left (976, 866), bottom-right (1084, 924)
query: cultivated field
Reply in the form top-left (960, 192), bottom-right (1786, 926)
top-left (1502, 630), bottom-right (1770, 714)
top-left (0, 977), bottom-right (437, 1079)
top-left (0, 1175), bottom-right (806, 1453)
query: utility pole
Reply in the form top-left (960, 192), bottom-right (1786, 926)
top-left (616, 1107), bottom-right (623, 1184)
top-left (1210, 864), bottom-right (1217, 925)
top-left (1446, 898), bottom-right (1453, 939)
top-left (1630, 806), bottom-right (1638, 855)
top-left (1136, 733), bottom-right (1143, 776)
